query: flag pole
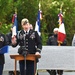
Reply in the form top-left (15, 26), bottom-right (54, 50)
top-left (58, 3), bottom-right (63, 46)
top-left (58, 3), bottom-right (64, 75)
top-left (15, 7), bottom-right (17, 14)
top-left (39, 2), bottom-right (41, 10)
top-left (58, 41), bottom-right (62, 46)
top-left (12, 8), bottom-right (18, 39)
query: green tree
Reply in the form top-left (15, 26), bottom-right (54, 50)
top-left (0, 0), bottom-right (13, 23)
top-left (14, 0), bottom-right (39, 30)
top-left (41, 0), bottom-right (75, 45)
top-left (0, 0), bottom-right (75, 45)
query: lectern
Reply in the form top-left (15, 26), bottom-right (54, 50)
top-left (10, 54), bottom-right (41, 75)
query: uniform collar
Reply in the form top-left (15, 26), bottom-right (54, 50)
top-left (24, 29), bottom-right (30, 34)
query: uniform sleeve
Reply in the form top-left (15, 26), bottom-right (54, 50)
top-left (47, 37), bottom-right (51, 45)
top-left (35, 31), bottom-right (42, 53)
top-left (3, 34), bottom-right (8, 46)
top-left (11, 35), bottom-right (19, 47)
top-left (11, 31), bottom-right (19, 47)
top-left (1, 34), bottom-right (7, 46)
top-left (61, 39), bottom-right (67, 46)
top-left (5, 32), bottom-right (12, 45)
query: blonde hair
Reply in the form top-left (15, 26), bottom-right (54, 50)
top-left (21, 18), bottom-right (29, 25)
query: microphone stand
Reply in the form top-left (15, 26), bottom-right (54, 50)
top-left (23, 33), bottom-right (27, 75)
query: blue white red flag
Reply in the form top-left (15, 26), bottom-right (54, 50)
top-left (35, 10), bottom-right (42, 36)
top-left (12, 14), bottom-right (18, 38)
top-left (58, 10), bottom-right (66, 43)
top-left (58, 13), bottom-right (63, 26)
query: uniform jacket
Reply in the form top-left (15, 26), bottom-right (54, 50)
top-left (12, 29), bottom-right (42, 54)
top-left (0, 33), bottom-right (7, 64)
top-left (6, 31), bottom-right (12, 45)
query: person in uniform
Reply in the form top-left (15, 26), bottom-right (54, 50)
top-left (29, 24), bottom-right (33, 30)
top-left (46, 28), bottom-right (67, 75)
top-left (11, 18), bottom-right (42, 75)
top-left (0, 33), bottom-right (8, 75)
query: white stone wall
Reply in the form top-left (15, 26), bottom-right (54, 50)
top-left (4, 46), bottom-right (75, 71)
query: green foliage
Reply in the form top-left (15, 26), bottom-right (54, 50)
top-left (15, 0), bottom-right (39, 30)
top-left (0, 0), bottom-right (75, 45)
top-left (41, 19), bottom-right (48, 45)
top-left (41, 0), bottom-right (75, 45)
top-left (0, 24), bottom-right (12, 34)
top-left (0, 0), bottom-right (13, 23)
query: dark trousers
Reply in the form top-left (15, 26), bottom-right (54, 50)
top-left (47, 70), bottom-right (56, 75)
top-left (47, 70), bottom-right (63, 75)
top-left (57, 70), bottom-right (63, 75)
top-left (19, 60), bottom-right (34, 75)
top-left (0, 64), bottom-right (4, 75)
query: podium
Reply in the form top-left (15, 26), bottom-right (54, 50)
top-left (10, 54), bottom-right (41, 75)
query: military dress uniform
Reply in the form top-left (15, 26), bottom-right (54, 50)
top-left (12, 29), bottom-right (42, 75)
top-left (47, 34), bottom-right (67, 75)
top-left (0, 33), bottom-right (7, 75)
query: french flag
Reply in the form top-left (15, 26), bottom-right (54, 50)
top-left (58, 23), bottom-right (66, 43)
top-left (57, 12), bottom-right (66, 43)
top-left (12, 14), bottom-right (17, 39)
top-left (35, 10), bottom-right (41, 36)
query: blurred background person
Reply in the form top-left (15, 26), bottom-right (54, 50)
top-left (46, 28), bottom-right (67, 75)
top-left (0, 33), bottom-right (9, 75)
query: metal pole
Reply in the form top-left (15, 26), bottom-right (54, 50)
top-left (23, 33), bottom-right (26, 75)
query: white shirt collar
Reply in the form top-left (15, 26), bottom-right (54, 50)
top-left (24, 29), bottom-right (30, 34)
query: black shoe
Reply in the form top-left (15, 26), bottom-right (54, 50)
top-left (50, 70), bottom-right (56, 75)
top-left (47, 70), bottom-right (56, 75)
top-left (8, 71), bottom-right (14, 75)
top-left (46, 70), bottom-right (51, 74)
top-left (8, 71), bottom-right (20, 75)
top-left (37, 72), bottom-right (39, 75)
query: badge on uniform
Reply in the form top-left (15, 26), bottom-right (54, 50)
top-left (0, 36), bottom-right (4, 42)
top-left (30, 32), bottom-right (35, 40)
top-left (19, 34), bottom-right (24, 40)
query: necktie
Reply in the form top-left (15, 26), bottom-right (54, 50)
top-left (26, 31), bottom-right (27, 35)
